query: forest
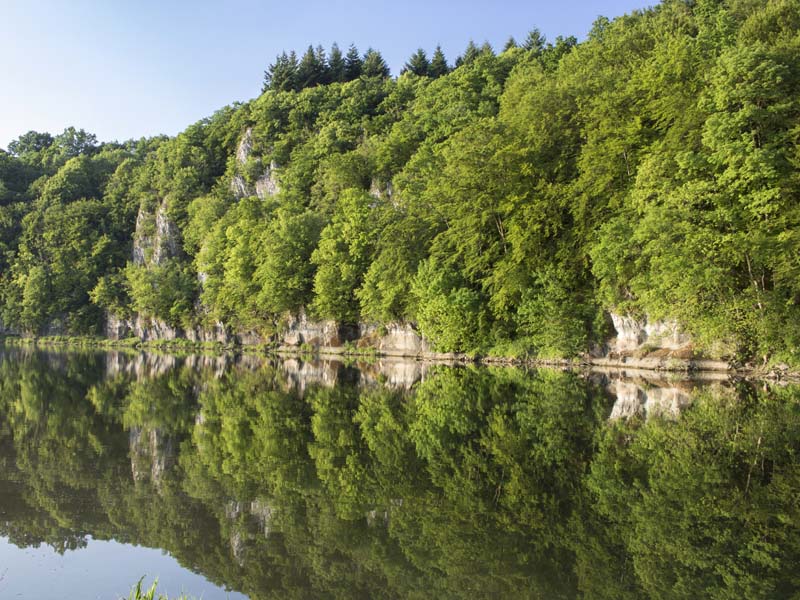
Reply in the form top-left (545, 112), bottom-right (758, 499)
top-left (0, 0), bottom-right (798, 362)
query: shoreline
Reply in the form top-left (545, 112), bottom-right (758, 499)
top-left (2, 334), bottom-right (796, 381)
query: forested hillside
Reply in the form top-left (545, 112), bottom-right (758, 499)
top-left (1, 0), bottom-right (798, 362)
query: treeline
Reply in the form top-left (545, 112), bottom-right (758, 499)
top-left (263, 43), bottom-right (392, 92)
top-left (1, 0), bottom-right (799, 363)
top-left (262, 29), bottom-right (576, 92)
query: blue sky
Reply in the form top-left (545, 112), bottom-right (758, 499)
top-left (0, 0), bottom-right (653, 150)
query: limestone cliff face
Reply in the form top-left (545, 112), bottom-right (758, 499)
top-left (107, 313), bottom-right (180, 341)
top-left (609, 312), bottom-right (691, 353)
top-left (108, 197), bottom-right (187, 341)
top-left (369, 178), bottom-right (394, 203)
top-left (230, 127), bottom-right (280, 200)
top-left (359, 322), bottom-right (432, 356)
top-left (132, 199), bottom-right (182, 267)
top-left (279, 309), bottom-right (353, 347)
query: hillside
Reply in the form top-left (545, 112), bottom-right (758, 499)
top-left (1, 0), bottom-right (798, 364)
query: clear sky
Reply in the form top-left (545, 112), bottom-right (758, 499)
top-left (0, 0), bottom-right (653, 151)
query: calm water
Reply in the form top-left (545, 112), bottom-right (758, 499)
top-left (0, 348), bottom-right (797, 599)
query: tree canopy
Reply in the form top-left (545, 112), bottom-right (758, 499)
top-left (2, 1), bottom-right (799, 365)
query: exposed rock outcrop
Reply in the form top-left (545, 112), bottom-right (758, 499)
top-left (369, 178), bottom-right (394, 202)
top-left (231, 127), bottom-right (280, 200)
top-left (106, 313), bottom-right (179, 341)
top-left (358, 322), bottom-right (431, 356)
top-left (132, 199), bottom-right (182, 267)
top-left (280, 309), bottom-right (356, 347)
top-left (609, 312), bottom-right (691, 353)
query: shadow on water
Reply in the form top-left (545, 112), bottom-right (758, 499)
top-left (0, 347), bottom-right (798, 599)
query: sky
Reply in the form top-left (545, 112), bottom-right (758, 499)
top-left (0, 0), bottom-right (653, 151)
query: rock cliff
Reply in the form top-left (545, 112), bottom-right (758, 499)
top-left (230, 127), bottom-right (280, 200)
top-left (609, 312), bottom-right (691, 353)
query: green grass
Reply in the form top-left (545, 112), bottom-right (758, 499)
top-left (125, 578), bottom-right (193, 600)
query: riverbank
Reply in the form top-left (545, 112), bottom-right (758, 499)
top-left (3, 333), bottom-right (797, 381)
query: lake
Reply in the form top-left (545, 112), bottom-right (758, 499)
top-left (0, 348), bottom-right (797, 599)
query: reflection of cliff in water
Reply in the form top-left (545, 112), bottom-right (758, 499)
top-left (0, 348), bottom-right (797, 599)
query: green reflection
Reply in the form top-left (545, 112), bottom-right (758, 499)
top-left (0, 349), bottom-right (798, 599)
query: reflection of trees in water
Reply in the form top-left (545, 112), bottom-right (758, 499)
top-left (0, 349), bottom-right (798, 599)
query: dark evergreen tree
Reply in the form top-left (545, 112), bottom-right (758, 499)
top-left (428, 45), bottom-right (450, 78)
top-left (362, 48), bottom-right (390, 78)
top-left (329, 43), bottom-right (346, 82)
top-left (344, 44), bottom-right (363, 80)
top-left (296, 45), bottom-right (326, 89)
top-left (402, 48), bottom-right (430, 76)
top-left (523, 27), bottom-right (546, 55)
top-left (314, 45), bottom-right (331, 85)
top-left (455, 40), bottom-right (480, 67)
top-left (287, 50), bottom-right (300, 88)
top-left (503, 36), bottom-right (518, 52)
top-left (263, 51), bottom-right (299, 92)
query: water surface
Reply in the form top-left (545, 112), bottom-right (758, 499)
top-left (0, 348), bottom-right (797, 599)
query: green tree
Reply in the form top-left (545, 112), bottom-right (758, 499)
top-left (311, 189), bottom-right (378, 322)
top-left (328, 42), bottom-right (346, 82)
top-left (362, 48), bottom-right (390, 78)
top-left (428, 45), bottom-right (450, 77)
top-left (403, 48), bottom-right (430, 76)
top-left (344, 44), bottom-right (363, 80)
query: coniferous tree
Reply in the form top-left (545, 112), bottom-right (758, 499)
top-left (296, 45), bottom-right (326, 89)
top-left (329, 43), bottom-right (346, 82)
top-left (263, 51), bottom-right (299, 92)
top-left (295, 45), bottom-right (316, 88)
top-left (523, 27), bottom-right (546, 55)
top-left (315, 45), bottom-right (331, 84)
top-left (503, 36), bottom-right (518, 52)
top-left (362, 48), bottom-right (390, 78)
top-left (428, 45), bottom-right (450, 78)
top-left (403, 48), bottom-right (430, 76)
top-left (344, 44), bottom-right (363, 80)
top-left (455, 40), bottom-right (480, 67)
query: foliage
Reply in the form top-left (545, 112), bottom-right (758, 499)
top-left (1, 1), bottom-right (799, 363)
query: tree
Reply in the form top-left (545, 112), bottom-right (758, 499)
top-left (55, 127), bottom-right (98, 158)
top-left (311, 189), bottom-right (378, 322)
top-left (314, 45), bottom-right (330, 85)
top-left (7, 131), bottom-right (54, 156)
top-left (428, 45), bottom-right (450, 78)
top-left (263, 51), bottom-right (299, 92)
top-left (296, 45), bottom-right (327, 89)
top-left (328, 42), bottom-right (346, 82)
top-left (362, 48), bottom-right (391, 78)
top-left (523, 27), bottom-right (546, 54)
top-left (403, 48), bottom-right (430, 76)
top-left (344, 44), bottom-right (363, 80)
top-left (455, 40), bottom-right (480, 67)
